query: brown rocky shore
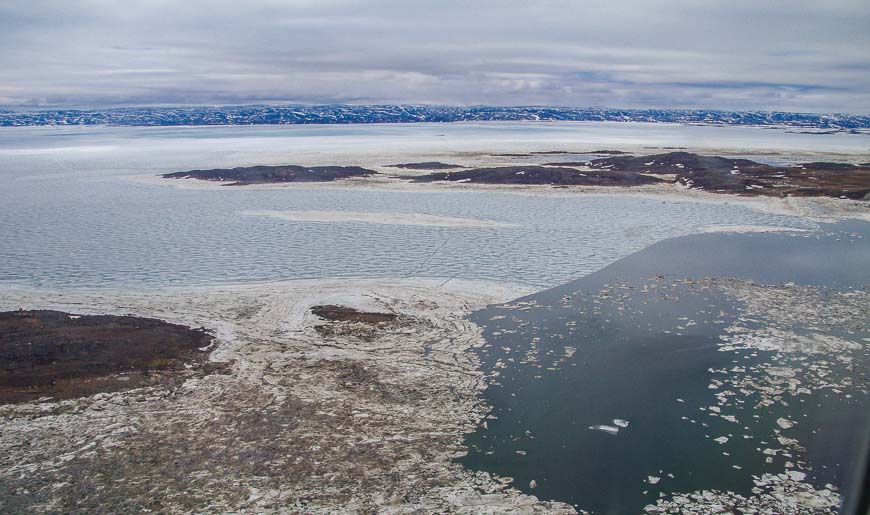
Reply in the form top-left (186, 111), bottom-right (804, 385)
top-left (0, 310), bottom-right (216, 404)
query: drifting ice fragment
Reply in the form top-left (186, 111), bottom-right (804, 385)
top-left (613, 419), bottom-right (630, 428)
top-left (787, 471), bottom-right (807, 481)
top-left (589, 424), bottom-right (620, 435)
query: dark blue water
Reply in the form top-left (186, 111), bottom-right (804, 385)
top-left (460, 221), bottom-right (870, 513)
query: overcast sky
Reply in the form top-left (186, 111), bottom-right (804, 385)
top-left (1, 0), bottom-right (869, 112)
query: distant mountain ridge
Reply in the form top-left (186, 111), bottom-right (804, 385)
top-left (1, 105), bottom-right (869, 129)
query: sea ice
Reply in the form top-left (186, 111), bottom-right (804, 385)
top-left (589, 424), bottom-right (620, 435)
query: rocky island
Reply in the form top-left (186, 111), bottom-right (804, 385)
top-left (413, 152), bottom-right (870, 199)
top-left (160, 152), bottom-right (870, 200)
top-left (412, 165), bottom-right (662, 186)
top-left (577, 151), bottom-right (870, 199)
top-left (162, 165), bottom-right (378, 185)
top-left (0, 310), bottom-right (216, 404)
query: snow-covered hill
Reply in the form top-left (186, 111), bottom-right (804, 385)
top-left (1, 105), bottom-right (868, 129)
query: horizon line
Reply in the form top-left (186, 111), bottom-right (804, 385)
top-left (1, 103), bottom-right (869, 117)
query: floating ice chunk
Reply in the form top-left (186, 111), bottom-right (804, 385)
top-left (714, 436), bottom-right (729, 444)
top-left (787, 471), bottom-right (807, 481)
top-left (613, 419), bottom-right (630, 428)
top-left (589, 424), bottom-right (620, 435)
top-left (776, 418), bottom-right (795, 429)
top-left (647, 476), bottom-right (661, 484)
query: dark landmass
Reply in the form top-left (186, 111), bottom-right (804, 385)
top-left (2, 105), bottom-right (870, 129)
top-left (386, 162), bottom-right (464, 170)
top-left (0, 310), bottom-right (216, 403)
top-left (583, 151), bottom-right (870, 199)
top-left (160, 152), bottom-right (870, 198)
top-left (589, 149), bottom-right (633, 155)
top-left (412, 166), bottom-right (662, 186)
top-left (311, 305), bottom-right (401, 341)
top-left (162, 165), bottom-right (377, 185)
top-left (311, 305), bottom-right (397, 324)
top-left (413, 152), bottom-right (870, 198)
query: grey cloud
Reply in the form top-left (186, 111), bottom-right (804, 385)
top-left (0, 0), bottom-right (868, 112)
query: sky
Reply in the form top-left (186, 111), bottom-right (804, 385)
top-left (1, 0), bottom-right (869, 113)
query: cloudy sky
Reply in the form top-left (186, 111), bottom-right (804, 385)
top-left (1, 0), bottom-right (869, 112)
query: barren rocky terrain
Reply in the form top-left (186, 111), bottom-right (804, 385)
top-left (0, 310), bottom-right (215, 404)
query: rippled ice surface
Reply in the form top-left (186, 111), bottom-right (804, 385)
top-left (0, 124), bottom-right (823, 289)
top-left (0, 183), bottom-right (817, 289)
